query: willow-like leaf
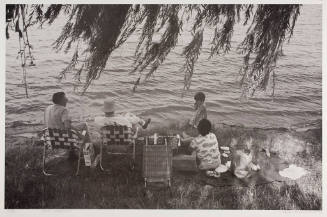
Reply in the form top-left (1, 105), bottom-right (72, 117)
top-left (239, 5), bottom-right (300, 95)
top-left (181, 29), bottom-right (203, 90)
top-left (146, 5), bottom-right (182, 78)
top-left (59, 48), bottom-right (79, 80)
top-left (134, 4), bottom-right (161, 59)
top-left (115, 5), bottom-right (146, 49)
top-left (133, 4), bottom-right (181, 78)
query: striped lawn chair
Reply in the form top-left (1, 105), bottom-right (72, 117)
top-left (143, 135), bottom-right (180, 188)
top-left (99, 125), bottom-right (138, 171)
top-left (41, 128), bottom-right (83, 176)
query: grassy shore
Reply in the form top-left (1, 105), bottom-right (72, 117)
top-left (5, 124), bottom-right (322, 209)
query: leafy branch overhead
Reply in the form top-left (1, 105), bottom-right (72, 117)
top-left (6, 4), bottom-right (301, 95)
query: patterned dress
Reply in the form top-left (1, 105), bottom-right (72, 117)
top-left (190, 132), bottom-right (221, 170)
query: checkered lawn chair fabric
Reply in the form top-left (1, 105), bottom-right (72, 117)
top-left (99, 125), bottom-right (136, 172)
top-left (41, 128), bottom-right (82, 176)
top-left (101, 125), bottom-right (133, 146)
top-left (42, 128), bottom-right (80, 149)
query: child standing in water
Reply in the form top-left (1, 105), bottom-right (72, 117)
top-left (189, 92), bottom-right (207, 128)
top-left (182, 92), bottom-right (208, 141)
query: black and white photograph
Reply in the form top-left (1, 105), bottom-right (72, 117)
top-left (2, 0), bottom-right (325, 214)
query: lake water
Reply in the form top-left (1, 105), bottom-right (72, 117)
top-left (5, 5), bottom-right (322, 131)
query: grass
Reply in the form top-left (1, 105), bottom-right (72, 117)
top-left (5, 124), bottom-right (322, 209)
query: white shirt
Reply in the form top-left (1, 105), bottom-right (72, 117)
top-left (94, 115), bottom-right (132, 128)
top-left (87, 113), bottom-right (144, 143)
top-left (44, 104), bottom-right (71, 129)
top-left (233, 150), bottom-right (254, 179)
top-left (94, 112), bottom-right (145, 129)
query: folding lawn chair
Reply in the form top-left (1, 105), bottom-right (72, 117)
top-left (41, 128), bottom-right (83, 176)
top-left (99, 125), bottom-right (138, 171)
top-left (142, 134), bottom-right (180, 188)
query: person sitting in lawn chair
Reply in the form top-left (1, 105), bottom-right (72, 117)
top-left (44, 92), bottom-right (89, 138)
top-left (90, 99), bottom-right (151, 171)
top-left (94, 99), bottom-right (151, 133)
top-left (44, 92), bottom-right (91, 159)
top-left (77, 99), bottom-right (151, 169)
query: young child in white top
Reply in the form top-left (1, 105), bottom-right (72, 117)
top-left (189, 92), bottom-right (207, 128)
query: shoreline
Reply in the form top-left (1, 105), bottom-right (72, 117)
top-left (5, 120), bottom-right (322, 165)
top-left (5, 118), bottom-right (322, 137)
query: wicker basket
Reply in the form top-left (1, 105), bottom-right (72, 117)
top-left (142, 136), bottom-right (172, 187)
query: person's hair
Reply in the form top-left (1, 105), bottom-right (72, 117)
top-left (194, 92), bottom-right (205, 102)
top-left (197, 119), bottom-right (211, 136)
top-left (52, 92), bottom-right (65, 104)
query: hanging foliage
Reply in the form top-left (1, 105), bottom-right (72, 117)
top-left (6, 4), bottom-right (39, 98)
top-left (6, 4), bottom-right (301, 96)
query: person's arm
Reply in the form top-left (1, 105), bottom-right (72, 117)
top-left (61, 109), bottom-right (72, 130)
top-left (181, 136), bottom-right (194, 143)
top-left (191, 105), bottom-right (207, 127)
top-left (64, 120), bottom-right (72, 129)
top-left (181, 131), bottom-right (194, 143)
top-left (202, 106), bottom-right (207, 120)
top-left (189, 116), bottom-right (195, 126)
top-left (189, 138), bottom-right (197, 150)
top-left (62, 109), bottom-right (88, 141)
top-left (213, 133), bottom-right (220, 152)
top-left (198, 105), bottom-right (207, 121)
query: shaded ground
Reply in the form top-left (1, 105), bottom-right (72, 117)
top-left (5, 124), bottom-right (322, 209)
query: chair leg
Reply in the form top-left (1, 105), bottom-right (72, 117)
top-left (167, 180), bottom-right (173, 197)
top-left (99, 143), bottom-right (105, 171)
top-left (129, 159), bottom-right (135, 171)
top-left (42, 145), bottom-right (53, 176)
top-left (130, 142), bottom-right (136, 171)
top-left (75, 146), bottom-right (82, 176)
top-left (133, 141), bottom-right (136, 161)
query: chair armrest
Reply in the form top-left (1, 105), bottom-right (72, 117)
top-left (132, 127), bottom-right (139, 139)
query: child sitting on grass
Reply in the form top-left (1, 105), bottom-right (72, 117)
top-left (230, 136), bottom-right (260, 179)
top-left (182, 119), bottom-right (221, 178)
